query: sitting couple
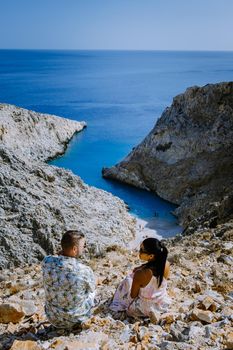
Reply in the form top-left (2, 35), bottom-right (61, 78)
top-left (42, 230), bottom-right (170, 329)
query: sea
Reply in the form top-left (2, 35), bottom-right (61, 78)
top-left (1, 50), bottom-right (233, 238)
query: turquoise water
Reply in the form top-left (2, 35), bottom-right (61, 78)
top-left (1, 50), bottom-right (233, 235)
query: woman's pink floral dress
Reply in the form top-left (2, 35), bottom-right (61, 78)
top-left (110, 272), bottom-right (171, 317)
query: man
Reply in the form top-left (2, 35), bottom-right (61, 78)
top-left (42, 230), bottom-right (95, 329)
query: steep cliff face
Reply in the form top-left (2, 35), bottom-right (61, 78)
top-left (0, 105), bottom-right (135, 269)
top-left (103, 82), bottom-right (233, 227)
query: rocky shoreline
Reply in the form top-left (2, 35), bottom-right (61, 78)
top-left (102, 82), bottom-right (233, 231)
top-left (0, 97), bottom-right (232, 349)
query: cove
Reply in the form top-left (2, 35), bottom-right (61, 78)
top-left (1, 50), bottom-right (233, 237)
top-left (49, 127), bottom-right (180, 238)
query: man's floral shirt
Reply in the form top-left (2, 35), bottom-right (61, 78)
top-left (42, 255), bottom-right (95, 328)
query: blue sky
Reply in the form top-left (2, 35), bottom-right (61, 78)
top-left (0, 0), bottom-right (232, 50)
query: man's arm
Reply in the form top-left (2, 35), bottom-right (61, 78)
top-left (84, 266), bottom-right (95, 293)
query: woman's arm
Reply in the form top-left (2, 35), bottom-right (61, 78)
top-left (164, 261), bottom-right (170, 279)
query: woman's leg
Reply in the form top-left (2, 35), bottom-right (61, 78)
top-left (127, 298), bottom-right (145, 318)
top-left (109, 275), bottom-right (134, 311)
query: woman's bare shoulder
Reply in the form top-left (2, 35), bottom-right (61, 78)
top-left (133, 267), bottom-right (153, 286)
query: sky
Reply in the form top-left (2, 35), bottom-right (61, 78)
top-left (0, 0), bottom-right (232, 51)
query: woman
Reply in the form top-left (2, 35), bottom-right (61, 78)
top-left (110, 237), bottom-right (170, 318)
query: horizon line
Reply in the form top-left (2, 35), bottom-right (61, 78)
top-left (0, 48), bottom-right (233, 52)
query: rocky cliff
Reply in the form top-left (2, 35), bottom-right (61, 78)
top-left (0, 104), bottom-right (136, 269)
top-left (0, 99), bottom-right (233, 350)
top-left (103, 82), bottom-right (233, 229)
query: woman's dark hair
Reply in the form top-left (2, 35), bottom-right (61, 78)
top-left (61, 230), bottom-right (85, 251)
top-left (141, 237), bottom-right (168, 287)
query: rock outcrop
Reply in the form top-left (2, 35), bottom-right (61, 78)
top-left (0, 104), bottom-right (86, 162)
top-left (0, 104), bottom-right (136, 269)
top-left (103, 82), bottom-right (233, 228)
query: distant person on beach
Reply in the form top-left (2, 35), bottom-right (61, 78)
top-left (42, 230), bottom-right (95, 329)
top-left (110, 237), bottom-right (170, 318)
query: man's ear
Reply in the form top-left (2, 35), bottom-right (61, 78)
top-left (73, 246), bottom-right (78, 253)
